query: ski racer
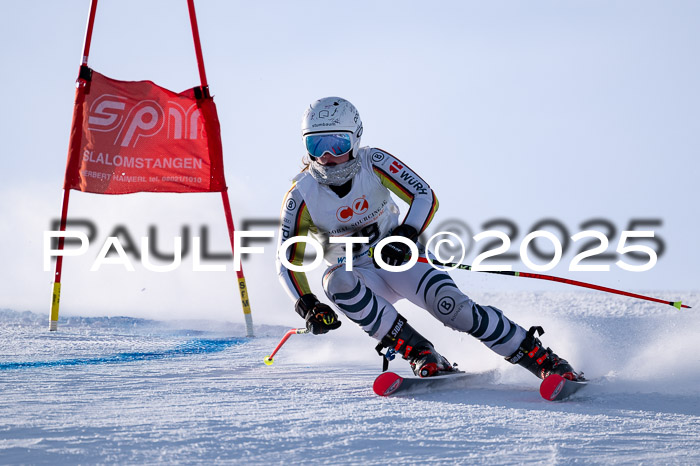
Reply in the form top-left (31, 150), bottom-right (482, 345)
top-left (276, 96), bottom-right (584, 381)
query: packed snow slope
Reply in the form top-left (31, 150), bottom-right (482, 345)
top-left (1, 291), bottom-right (699, 464)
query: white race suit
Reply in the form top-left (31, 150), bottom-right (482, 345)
top-left (276, 147), bottom-right (526, 357)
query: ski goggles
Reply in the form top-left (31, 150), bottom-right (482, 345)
top-left (304, 132), bottom-right (353, 159)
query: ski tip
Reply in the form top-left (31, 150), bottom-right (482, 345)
top-left (263, 356), bottom-right (273, 366)
top-left (540, 374), bottom-right (587, 401)
top-left (373, 371), bottom-right (404, 397)
top-left (540, 374), bottom-right (569, 401)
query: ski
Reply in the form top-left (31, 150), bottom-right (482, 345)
top-left (373, 370), bottom-right (476, 397)
top-left (539, 374), bottom-right (588, 401)
top-left (374, 370), bottom-right (588, 401)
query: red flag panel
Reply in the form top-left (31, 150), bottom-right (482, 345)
top-left (64, 70), bottom-right (227, 194)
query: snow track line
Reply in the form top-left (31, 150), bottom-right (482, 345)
top-left (0, 337), bottom-right (246, 370)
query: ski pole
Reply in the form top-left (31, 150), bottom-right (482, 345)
top-left (263, 328), bottom-right (309, 365)
top-left (368, 247), bottom-right (690, 309)
top-left (414, 256), bottom-right (690, 309)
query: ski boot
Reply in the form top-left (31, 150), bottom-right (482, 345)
top-left (506, 326), bottom-right (584, 381)
top-left (378, 315), bottom-right (453, 378)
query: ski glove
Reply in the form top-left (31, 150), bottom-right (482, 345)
top-left (295, 294), bottom-right (342, 335)
top-left (375, 224), bottom-right (419, 267)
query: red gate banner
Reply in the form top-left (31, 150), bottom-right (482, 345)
top-left (64, 69), bottom-right (227, 194)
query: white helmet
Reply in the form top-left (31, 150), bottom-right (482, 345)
top-left (301, 97), bottom-right (363, 155)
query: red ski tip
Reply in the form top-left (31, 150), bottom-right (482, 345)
top-left (540, 374), bottom-right (567, 401)
top-left (539, 373), bottom-right (587, 401)
top-left (373, 372), bottom-right (404, 396)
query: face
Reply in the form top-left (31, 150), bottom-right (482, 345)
top-left (314, 151), bottom-right (351, 166)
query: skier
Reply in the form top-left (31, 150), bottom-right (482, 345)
top-left (276, 96), bottom-right (583, 381)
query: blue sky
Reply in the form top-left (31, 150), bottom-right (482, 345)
top-left (0, 0), bottom-right (698, 323)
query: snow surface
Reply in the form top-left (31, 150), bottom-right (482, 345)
top-left (1, 291), bottom-right (699, 464)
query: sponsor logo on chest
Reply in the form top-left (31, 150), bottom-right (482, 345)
top-left (336, 197), bottom-right (370, 223)
top-left (329, 198), bottom-right (388, 235)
